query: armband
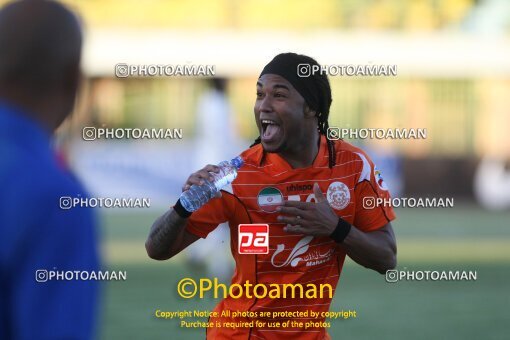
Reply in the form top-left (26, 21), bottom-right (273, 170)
top-left (330, 218), bottom-right (352, 243)
top-left (173, 199), bottom-right (192, 218)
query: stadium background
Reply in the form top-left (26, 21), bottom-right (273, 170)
top-left (9, 0), bottom-right (510, 338)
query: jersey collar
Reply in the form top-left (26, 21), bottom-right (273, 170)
top-left (261, 135), bottom-right (329, 172)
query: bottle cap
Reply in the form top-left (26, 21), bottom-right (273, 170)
top-left (231, 156), bottom-right (244, 169)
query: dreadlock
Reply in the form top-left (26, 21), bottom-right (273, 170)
top-left (314, 70), bottom-right (335, 168)
top-left (251, 53), bottom-right (336, 168)
top-left (250, 136), bottom-right (261, 147)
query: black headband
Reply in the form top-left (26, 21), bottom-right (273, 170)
top-left (259, 53), bottom-right (322, 114)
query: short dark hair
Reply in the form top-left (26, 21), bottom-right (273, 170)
top-left (0, 0), bottom-right (82, 94)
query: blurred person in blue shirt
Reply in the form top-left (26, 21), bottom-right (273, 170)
top-left (0, 1), bottom-right (99, 339)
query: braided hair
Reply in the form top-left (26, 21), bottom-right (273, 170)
top-left (251, 53), bottom-right (335, 168)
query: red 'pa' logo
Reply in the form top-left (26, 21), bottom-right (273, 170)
top-left (238, 224), bottom-right (269, 254)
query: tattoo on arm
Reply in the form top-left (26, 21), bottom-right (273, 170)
top-left (147, 209), bottom-right (187, 258)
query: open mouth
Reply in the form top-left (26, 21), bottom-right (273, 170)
top-left (261, 119), bottom-right (282, 142)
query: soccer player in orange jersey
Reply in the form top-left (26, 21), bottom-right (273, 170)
top-left (146, 53), bottom-right (397, 340)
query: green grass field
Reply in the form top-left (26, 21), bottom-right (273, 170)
top-left (98, 204), bottom-right (510, 340)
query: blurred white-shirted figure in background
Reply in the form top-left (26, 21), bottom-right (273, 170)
top-left (474, 157), bottom-right (510, 210)
top-left (187, 78), bottom-right (238, 281)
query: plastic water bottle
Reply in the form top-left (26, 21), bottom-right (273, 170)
top-left (179, 156), bottom-right (244, 212)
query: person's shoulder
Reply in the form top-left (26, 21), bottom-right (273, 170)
top-left (333, 139), bottom-right (374, 163)
top-left (330, 140), bottom-right (374, 183)
top-left (0, 149), bottom-right (90, 245)
top-left (2, 148), bottom-right (85, 208)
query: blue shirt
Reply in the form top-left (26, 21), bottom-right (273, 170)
top-left (0, 101), bottom-right (99, 339)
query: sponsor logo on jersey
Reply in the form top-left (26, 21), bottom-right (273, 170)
top-left (257, 187), bottom-right (284, 212)
top-left (286, 183), bottom-right (313, 193)
top-left (374, 166), bottom-right (389, 191)
top-left (270, 236), bottom-right (335, 268)
top-left (327, 181), bottom-right (351, 210)
top-left (238, 224), bottom-right (269, 254)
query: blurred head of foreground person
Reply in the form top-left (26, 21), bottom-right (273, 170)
top-left (0, 1), bottom-right (99, 340)
top-left (0, 0), bottom-right (82, 131)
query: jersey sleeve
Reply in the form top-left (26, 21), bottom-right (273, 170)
top-left (185, 190), bottom-right (238, 238)
top-left (352, 152), bottom-right (396, 232)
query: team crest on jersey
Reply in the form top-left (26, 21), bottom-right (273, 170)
top-left (327, 181), bottom-right (350, 210)
top-left (257, 187), bottom-right (284, 212)
top-left (374, 166), bottom-right (389, 191)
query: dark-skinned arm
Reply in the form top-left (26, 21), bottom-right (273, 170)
top-left (145, 209), bottom-right (198, 260)
top-left (277, 183), bottom-right (397, 274)
top-left (145, 164), bottom-right (221, 260)
top-left (340, 222), bottom-right (396, 274)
